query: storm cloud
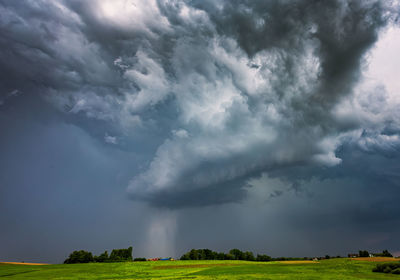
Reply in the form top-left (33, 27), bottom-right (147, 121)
top-left (1, 0), bottom-right (399, 208)
top-left (1, 0), bottom-right (400, 262)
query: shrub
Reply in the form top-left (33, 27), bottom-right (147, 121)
top-left (392, 268), bottom-right (400, 274)
top-left (373, 262), bottom-right (400, 274)
top-left (384, 267), bottom-right (392, 273)
top-left (134, 258), bottom-right (147, 261)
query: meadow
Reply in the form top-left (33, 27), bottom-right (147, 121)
top-left (1, 258), bottom-right (400, 279)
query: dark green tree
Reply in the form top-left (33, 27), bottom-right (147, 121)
top-left (180, 252), bottom-right (190, 260)
top-left (188, 249), bottom-right (199, 260)
top-left (359, 250), bottom-right (369, 257)
top-left (216, 252), bottom-right (226, 260)
top-left (94, 251), bottom-right (109, 262)
top-left (244, 251), bottom-right (255, 261)
top-left (64, 250), bottom-right (94, 264)
top-left (202, 249), bottom-right (214, 260)
top-left (109, 246), bottom-right (133, 261)
top-left (229, 249), bottom-right (245, 260)
top-left (381, 250), bottom-right (393, 257)
top-left (256, 254), bottom-right (272, 262)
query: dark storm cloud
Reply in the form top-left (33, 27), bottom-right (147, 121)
top-left (1, 0), bottom-right (400, 263)
top-left (127, 0), bottom-right (397, 208)
top-left (0, 0), bottom-right (399, 211)
top-left (173, 140), bottom-right (400, 257)
top-left (167, 0), bottom-right (385, 103)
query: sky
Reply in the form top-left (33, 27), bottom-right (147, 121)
top-left (0, 0), bottom-right (400, 263)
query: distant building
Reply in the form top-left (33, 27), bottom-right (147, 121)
top-left (147, 257), bottom-right (174, 261)
top-left (348, 254), bottom-right (358, 258)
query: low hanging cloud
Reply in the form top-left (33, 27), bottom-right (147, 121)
top-left (1, 0), bottom-right (399, 209)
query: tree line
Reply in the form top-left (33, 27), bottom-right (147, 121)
top-left (353, 250), bottom-right (393, 258)
top-left (64, 247), bottom-right (394, 264)
top-left (180, 248), bottom-right (395, 262)
top-left (64, 247), bottom-right (134, 264)
top-left (180, 248), bottom-right (278, 261)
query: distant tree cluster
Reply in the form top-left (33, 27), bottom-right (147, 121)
top-left (374, 250), bottom-right (393, 257)
top-left (94, 251), bottom-right (109, 263)
top-left (64, 250), bottom-right (94, 264)
top-left (351, 249), bottom-right (393, 258)
top-left (109, 247), bottom-right (133, 262)
top-left (64, 247), bottom-right (134, 264)
top-left (373, 262), bottom-right (400, 274)
top-left (359, 250), bottom-right (369, 257)
top-left (180, 249), bottom-right (272, 262)
top-left (180, 249), bottom-right (354, 262)
top-left (178, 248), bottom-right (336, 262)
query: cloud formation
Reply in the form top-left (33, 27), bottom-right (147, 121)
top-left (0, 0), bottom-right (399, 209)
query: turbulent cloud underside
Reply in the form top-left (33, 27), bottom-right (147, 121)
top-left (0, 0), bottom-right (399, 208)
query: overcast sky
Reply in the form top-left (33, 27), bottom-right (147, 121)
top-left (1, 0), bottom-right (400, 263)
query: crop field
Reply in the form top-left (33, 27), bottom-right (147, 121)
top-left (1, 258), bottom-right (400, 279)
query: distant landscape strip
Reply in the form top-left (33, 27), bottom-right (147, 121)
top-left (0, 262), bottom-right (50, 265)
top-left (153, 264), bottom-right (241, 269)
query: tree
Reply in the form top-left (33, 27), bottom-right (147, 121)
top-left (109, 246), bottom-right (133, 261)
top-left (203, 249), bottom-right (214, 260)
top-left (359, 250), bottom-right (369, 257)
top-left (244, 251), bottom-right (255, 261)
top-left (188, 249), bottom-right (199, 260)
top-left (216, 252), bottom-right (226, 260)
top-left (374, 250), bottom-right (393, 257)
top-left (94, 251), bottom-right (109, 262)
top-left (64, 250), bottom-right (94, 264)
top-left (381, 250), bottom-right (393, 257)
top-left (229, 249), bottom-right (245, 260)
top-left (180, 252), bottom-right (190, 260)
top-left (256, 254), bottom-right (272, 262)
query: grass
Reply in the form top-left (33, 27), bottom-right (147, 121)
top-left (1, 259), bottom-right (400, 279)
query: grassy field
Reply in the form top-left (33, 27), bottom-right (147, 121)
top-left (1, 258), bottom-right (400, 279)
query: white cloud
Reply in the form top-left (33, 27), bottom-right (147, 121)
top-left (332, 25), bottom-right (400, 152)
top-left (366, 26), bottom-right (400, 102)
top-left (123, 50), bottom-right (170, 112)
top-left (95, 0), bottom-right (171, 34)
top-left (172, 129), bottom-right (189, 138)
top-left (104, 133), bottom-right (118, 145)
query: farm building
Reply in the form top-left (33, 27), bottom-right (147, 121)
top-left (348, 254), bottom-right (358, 258)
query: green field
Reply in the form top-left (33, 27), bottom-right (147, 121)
top-left (1, 259), bottom-right (399, 279)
